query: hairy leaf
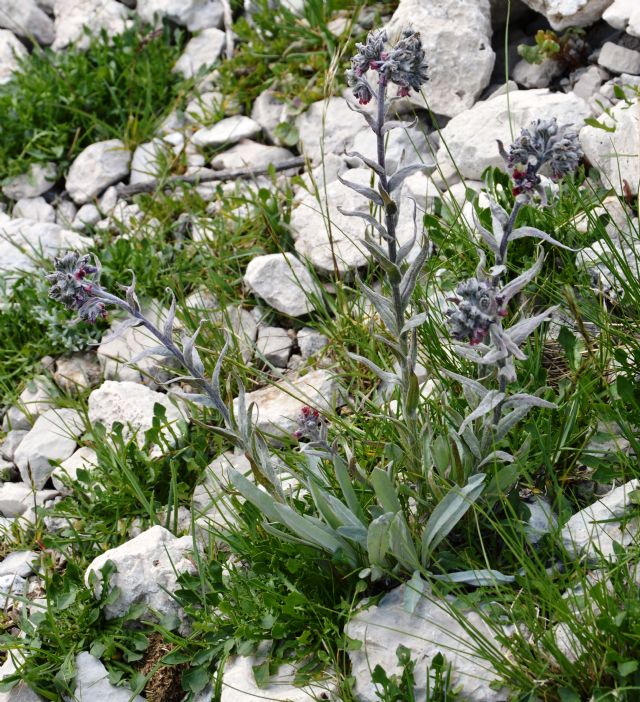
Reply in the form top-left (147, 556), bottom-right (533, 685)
top-left (510, 226), bottom-right (577, 251)
top-left (337, 174), bottom-right (383, 206)
top-left (459, 391), bottom-right (505, 434)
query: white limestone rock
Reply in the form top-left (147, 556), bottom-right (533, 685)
top-left (52, 0), bottom-right (130, 51)
top-left (84, 525), bottom-right (196, 623)
top-left (184, 90), bottom-right (224, 126)
top-left (2, 375), bottom-right (58, 432)
top-left (561, 479), bottom-right (640, 561)
top-left (519, 0), bottom-right (614, 29)
top-left (70, 652), bottom-right (145, 702)
top-left (211, 140), bottom-right (295, 172)
top-left (129, 138), bottom-right (170, 186)
top-left (256, 326), bottom-right (292, 367)
top-left (251, 88), bottom-right (292, 144)
top-left (2, 162), bottom-right (57, 200)
top-left (0, 30), bottom-right (27, 84)
top-left (88, 380), bottom-right (187, 452)
top-left (137, 0), bottom-right (223, 31)
top-left (0, 0), bottom-right (54, 45)
top-left (598, 42), bottom-right (640, 75)
top-left (580, 98), bottom-right (640, 194)
top-left (346, 584), bottom-right (505, 701)
top-left (571, 65), bottom-right (609, 102)
top-left (192, 115), bottom-right (261, 148)
top-left (51, 446), bottom-right (98, 491)
top-left (0, 655), bottom-right (45, 702)
top-left (512, 58), bottom-right (564, 88)
top-left (385, 0), bottom-right (494, 118)
top-left (0, 431), bottom-right (28, 461)
top-left (297, 328), bottom-right (329, 359)
top-left (12, 197), bottom-right (55, 223)
top-left (173, 28), bottom-right (226, 79)
top-left (436, 89), bottom-right (591, 180)
top-left (244, 253), bottom-right (320, 317)
top-left (0, 482), bottom-right (58, 518)
top-left (295, 96), bottom-right (367, 164)
top-left (14, 408), bottom-right (83, 489)
top-left (0, 551), bottom-right (38, 578)
top-left (231, 368), bottom-right (341, 438)
top-left (65, 139), bottom-right (131, 205)
top-left (72, 204), bottom-right (100, 230)
top-left (603, 0), bottom-right (640, 37)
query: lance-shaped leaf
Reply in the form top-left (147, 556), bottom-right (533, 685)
top-left (359, 279), bottom-right (399, 334)
top-left (494, 404), bottom-right (538, 442)
top-left (381, 117), bottom-right (417, 134)
top-left (337, 207), bottom-right (388, 240)
top-left (477, 451), bottom-right (514, 468)
top-left (98, 317), bottom-right (141, 345)
top-left (309, 482), bottom-right (366, 533)
top-left (461, 424), bottom-right (481, 460)
top-left (347, 352), bottom-right (400, 386)
top-left (442, 370), bottom-right (489, 400)
top-left (510, 226), bottom-right (577, 251)
top-left (389, 512), bottom-right (421, 572)
top-left (501, 393), bottom-right (556, 412)
top-left (489, 197), bottom-right (509, 249)
top-left (361, 239), bottom-right (401, 282)
top-left (404, 570), bottom-right (426, 614)
top-left (401, 312), bottom-right (428, 335)
top-left (333, 453), bottom-right (366, 522)
top-left (337, 174), bottom-right (383, 206)
top-left (344, 150), bottom-right (385, 177)
top-left (400, 241), bottom-right (430, 308)
top-left (421, 473), bottom-right (485, 563)
top-left (430, 568), bottom-right (515, 586)
top-left (183, 320), bottom-right (205, 377)
top-left (387, 163), bottom-right (433, 193)
top-left (459, 391), bottom-right (505, 434)
top-left (501, 249), bottom-right (545, 306)
top-left (473, 210), bottom-right (499, 256)
top-left (123, 270), bottom-right (140, 313)
top-left (163, 289), bottom-right (177, 339)
top-left (507, 306), bottom-right (558, 346)
top-left (345, 99), bottom-right (378, 132)
top-left (370, 468), bottom-right (403, 514)
top-left (367, 512), bottom-right (393, 567)
top-left (229, 469), bottom-right (279, 522)
top-left (125, 345), bottom-right (173, 367)
top-left (171, 391), bottom-right (220, 408)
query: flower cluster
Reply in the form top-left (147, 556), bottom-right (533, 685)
top-left (503, 118), bottom-right (582, 198)
top-left (46, 252), bottom-right (107, 323)
top-left (294, 405), bottom-right (325, 442)
top-left (346, 28), bottom-right (428, 104)
top-left (446, 278), bottom-right (506, 346)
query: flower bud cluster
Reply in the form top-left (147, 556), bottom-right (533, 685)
top-left (346, 28), bottom-right (428, 105)
top-left (294, 405), bottom-right (324, 442)
top-left (446, 278), bottom-right (506, 346)
top-left (505, 118), bottom-right (582, 198)
top-left (46, 252), bottom-right (107, 323)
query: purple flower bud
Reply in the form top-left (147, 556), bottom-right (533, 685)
top-left (446, 278), bottom-right (505, 345)
top-left (294, 405), bottom-right (325, 442)
top-left (47, 252), bottom-right (107, 323)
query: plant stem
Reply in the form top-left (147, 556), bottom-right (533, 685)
top-left (496, 200), bottom-right (523, 268)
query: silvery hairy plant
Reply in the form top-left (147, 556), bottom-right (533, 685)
top-left (46, 252), bottom-right (285, 500)
top-left (340, 28), bottom-right (434, 470)
top-left (443, 118), bottom-right (583, 468)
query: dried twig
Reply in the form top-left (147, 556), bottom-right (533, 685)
top-left (115, 157), bottom-right (305, 198)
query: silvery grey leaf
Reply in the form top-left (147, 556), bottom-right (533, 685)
top-left (477, 451), bottom-right (514, 468)
top-left (171, 391), bottom-right (217, 408)
top-left (510, 226), bottom-right (577, 251)
top-left (443, 370), bottom-right (489, 399)
top-left (337, 207), bottom-right (388, 240)
top-left (430, 568), bottom-right (515, 586)
top-left (404, 570), bottom-right (425, 614)
top-left (163, 289), bottom-right (177, 339)
top-left (347, 352), bottom-right (400, 385)
top-left (451, 343), bottom-right (488, 363)
top-left (494, 404), bottom-right (536, 442)
top-left (361, 239), bottom-right (401, 280)
top-left (501, 250), bottom-right (545, 305)
top-left (461, 424), bottom-right (481, 459)
top-left (344, 100), bottom-right (378, 132)
top-left (473, 210), bottom-right (499, 255)
top-left (387, 163), bottom-right (433, 193)
top-left (488, 197), bottom-right (508, 248)
top-left (401, 312), bottom-right (428, 334)
top-left (183, 319), bottom-right (205, 377)
top-left (400, 242), bottom-right (430, 307)
top-left (459, 390), bottom-right (505, 434)
top-left (99, 317), bottom-right (141, 345)
top-left (124, 270), bottom-right (140, 312)
top-left (337, 174), bottom-right (383, 206)
top-left (344, 150), bottom-right (385, 177)
top-left (507, 306), bottom-right (558, 346)
top-left (359, 279), bottom-right (399, 334)
top-left (381, 117), bottom-right (417, 134)
top-left (502, 394), bottom-right (556, 411)
top-left (125, 345), bottom-right (173, 366)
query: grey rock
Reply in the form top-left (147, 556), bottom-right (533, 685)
top-left (580, 98), bottom-right (640, 194)
top-left (70, 652), bottom-right (145, 702)
top-left (244, 253), bottom-right (320, 317)
top-left (51, 446), bottom-right (98, 491)
top-left (85, 525), bottom-right (196, 624)
top-left (256, 326), bottom-right (292, 367)
top-left (571, 65), bottom-right (609, 101)
top-left (297, 328), bottom-right (329, 359)
top-left (213, 306), bottom-right (258, 362)
top-left (137, 0), bottom-right (223, 31)
top-left (561, 479), bottom-right (640, 561)
top-left (0, 0), bottom-right (54, 44)
top-left (603, 0), bottom-right (640, 37)
top-left (231, 368), bottom-right (341, 438)
top-left (0, 654), bottom-right (44, 701)
top-left (512, 58), bottom-right (564, 88)
top-left (52, 0), bottom-right (130, 51)
top-left (129, 138), bottom-right (170, 185)
top-left (0, 30), bottom-right (27, 84)
top-left (72, 203), bottom-right (100, 230)
top-left (296, 96), bottom-right (367, 164)
top-left (346, 584), bottom-right (505, 701)
top-left (2, 376), bottom-right (58, 432)
top-left (12, 197), bottom-right (55, 223)
top-left (523, 498), bottom-right (558, 545)
top-left (192, 115), bottom-right (261, 148)
top-left (184, 90), bottom-right (223, 126)
top-left (0, 482), bottom-right (58, 518)
top-left (519, 0), bottom-right (615, 30)
top-left (14, 408), bottom-right (83, 489)
top-left (0, 551), bottom-right (38, 578)
top-left (2, 162), bottom-right (57, 200)
top-left (53, 353), bottom-right (101, 394)
top-left (598, 42), bottom-right (640, 75)
top-left (173, 28), bottom-right (226, 79)
top-left (0, 430), bottom-right (28, 461)
top-left (437, 89), bottom-right (591, 180)
top-left (65, 139), bottom-right (131, 205)
top-left (0, 573), bottom-right (27, 606)
top-left (87, 381), bottom-right (188, 451)
top-left (55, 199), bottom-right (77, 228)
top-left (211, 140), bottom-right (295, 172)
top-left (385, 0), bottom-right (494, 118)
top-left (251, 88), bottom-right (291, 144)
